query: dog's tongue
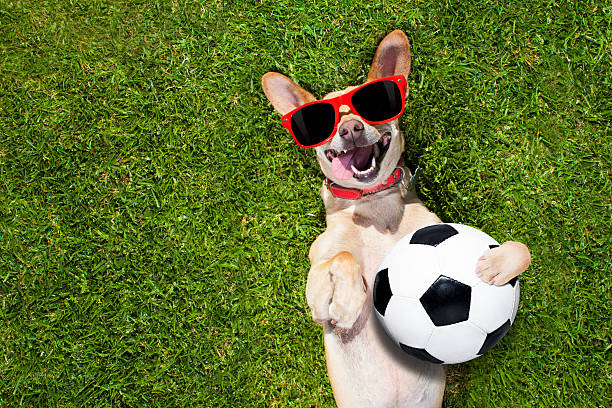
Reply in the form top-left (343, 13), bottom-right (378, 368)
top-left (331, 145), bottom-right (373, 180)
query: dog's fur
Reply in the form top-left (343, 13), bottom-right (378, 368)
top-left (262, 31), bottom-right (531, 407)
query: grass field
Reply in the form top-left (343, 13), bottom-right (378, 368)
top-left (1, 0), bottom-right (610, 406)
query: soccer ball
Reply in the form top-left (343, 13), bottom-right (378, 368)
top-left (373, 223), bottom-right (520, 364)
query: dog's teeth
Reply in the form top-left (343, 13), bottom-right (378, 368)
top-left (351, 164), bottom-right (368, 176)
top-left (351, 158), bottom-right (378, 176)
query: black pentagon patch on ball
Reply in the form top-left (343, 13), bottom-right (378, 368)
top-left (420, 275), bottom-right (471, 326)
top-left (410, 224), bottom-right (458, 247)
top-left (399, 343), bottom-right (444, 364)
top-left (489, 244), bottom-right (500, 249)
top-left (373, 268), bottom-right (392, 316)
top-left (477, 319), bottom-right (511, 355)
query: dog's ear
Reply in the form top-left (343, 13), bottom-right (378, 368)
top-left (367, 30), bottom-right (411, 81)
top-left (261, 72), bottom-right (316, 115)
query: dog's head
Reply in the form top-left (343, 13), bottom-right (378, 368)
top-left (262, 30), bottom-right (411, 189)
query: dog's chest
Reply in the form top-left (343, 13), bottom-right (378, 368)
top-left (359, 227), bottom-right (400, 283)
top-left (355, 200), bottom-right (440, 285)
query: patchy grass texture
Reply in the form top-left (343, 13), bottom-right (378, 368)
top-left (1, 0), bottom-right (610, 407)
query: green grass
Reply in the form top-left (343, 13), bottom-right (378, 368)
top-left (0, 0), bottom-right (610, 406)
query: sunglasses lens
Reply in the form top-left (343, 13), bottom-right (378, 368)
top-left (351, 80), bottom-right (403, 122)
top-left (290, 102), bottom-right (336, 147)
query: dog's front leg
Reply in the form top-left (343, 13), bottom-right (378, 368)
top-left (306, 252), bottom-right (367, 329)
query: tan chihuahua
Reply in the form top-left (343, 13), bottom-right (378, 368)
top-left (262, 30), bottom-right (530, 408)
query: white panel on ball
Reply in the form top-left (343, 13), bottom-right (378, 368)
top-left (511, 281), bottom-right (520, 323)
top-left (386, 244), bottom-right (441, 300)
top-left (469, 281), bottom-right (515, 333)
top-left (435, 225), bottom-right (498, 288)
top-left (383, 296), bottom-right (435, 349)
top-left (449, 224), bottom-right (500, 246)
top-left (427, 322), bottom-right (487, 364)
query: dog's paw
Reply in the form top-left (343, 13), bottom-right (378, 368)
top-left (306, 267), bottom-right (334, 324)
top-left (476, 241), bottom-right (531, 285)
top-left (306, 252), bottom-right (366, 329)
top-left (327, 252), bottom-right (367, 329)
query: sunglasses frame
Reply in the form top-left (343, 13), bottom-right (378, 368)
top-left (280, 75), bottom-right (408, 148)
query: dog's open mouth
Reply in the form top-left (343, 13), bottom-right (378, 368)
top-left (324, 132), bottom-right (392, 182)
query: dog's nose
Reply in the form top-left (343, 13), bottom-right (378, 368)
top-left (338, 120), bottom-right (365, 142)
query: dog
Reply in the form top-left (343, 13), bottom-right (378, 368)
top-left (262, 30), bottom-right (531, 408)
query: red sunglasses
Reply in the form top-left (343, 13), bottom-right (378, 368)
top-left (280, 75), bottom-right (407, 148)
